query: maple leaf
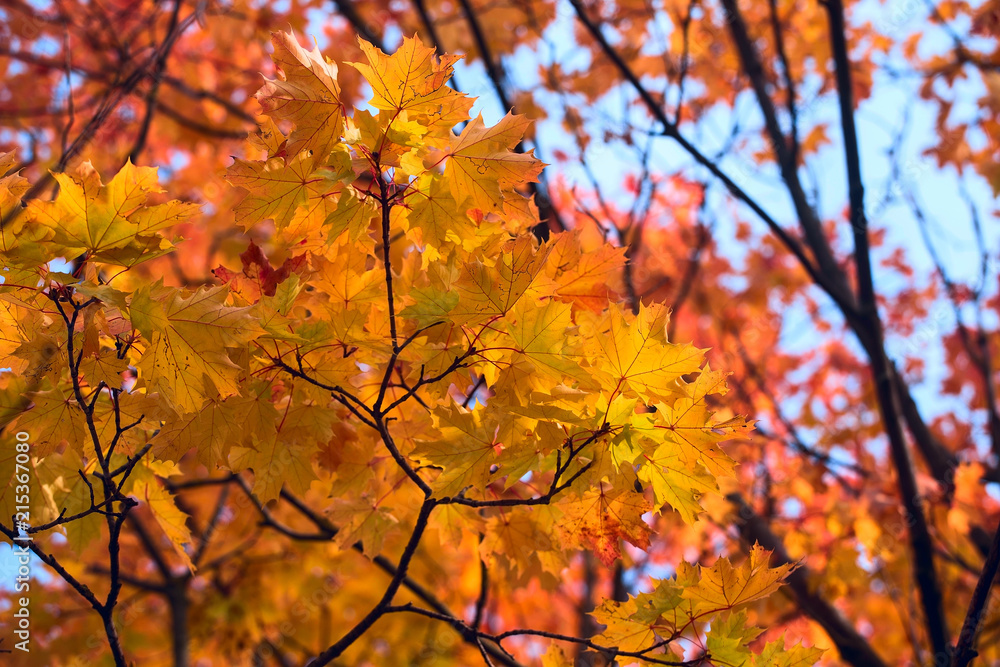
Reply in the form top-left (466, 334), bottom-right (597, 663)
top-left (11, 327), bottom-right (62, 384)
top-left (309, 242), bottom-right (386, 355)
top-left (0, 297), bottom-right (44, 378)
top-left (36, 448), bottom-right (105, 551)
top-left (540, 645), bottom-right (574, 667)
top-left (131, 283), bottom-right (264, 413)
top-left (29, 160), bottom-right (196, 264)
top-left (126, 462), bottom-right (196, 571)
top-left (79, 352), bottom-right (130, 389)
top-left (226, 151), bottom-right (321, 230)
top-left (616, 368), bottom-right (750, 521)
top-left (0, 151), bottom-right (28, 211)
top-left (591, 595), bottom-right (662, 654)
top-left (153, 388), bottom-right (278, 465)
top-left (588, 302), bottom-right (705, 403)
top-left (399, 281), bottom-right (461, 328)
top-left (453, 235), bottom-right (550, 324)
top-left (89, 390), bottom-right (163, 459)
top-left (681, 543), bottom-right (796, 614)
top-left (348, 107), bottom-right (430, 162)
top-left (0, 424), bottom-right (50, 540)
top-left (322, 185), bottom-right (379, 241)
top-left (0, 372), bottom-right (28, 431)
top-left (229, 429), bottom-right (317, 504)
top-left (593, 546), bottom-right (796, 660)
top-left (327, 496), bottom-right (400, 558)
top-left (415, 405), bottom-right (503, 496)
top-left (485, 304), bottom-right (590, 409)
top-left (753, 640), bottom-right (824, 666)
top-left (257, 31), bottom-right (345, 157)
top-left (11, 385), bottom-right (86, 457)
top-left (349, 35), bottom-right (472, 131)
top-left (636, 438), bottom-right (718, 523)
top-left (247, 116), bottom-right (288, 157)
top-left (479, 510), bottom-right (560, 579)
top-left (542, 228), bottom-right (627, 311)
top-left (443, 113), bottom-right (544, 214)
top-left (214, 241), bottom-right (307, 301)
top-left (650, 367), bottom-right (751, 478)
top-left (553, 485), bottom-right (652, 566)
top-left (227, 396), bottom-right (333, 503)
top-left (706, 610), bottom-right (762, 666)
top-left (322, 427), bottom-right (372, 497)
top-left (0, 150), bottom-right (46, 262)
top-left (400, 174), bottom-right (490, 261)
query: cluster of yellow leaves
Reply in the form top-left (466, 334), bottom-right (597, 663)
top-left (0, 30), bottom-right (818, 664)
top-left (587, 545), bottom-right (822, 665)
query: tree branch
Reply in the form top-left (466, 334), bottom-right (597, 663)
top-left (951, 517), bottom-right (1000, 666)
top-left (127, 0), bottom-right (183, 163)
top-left (566, 0), bottom-right (855, 315)
top-left (719, 0), bottom-right (846, 293)
top-left (823, 0), bottom-right (950, 656)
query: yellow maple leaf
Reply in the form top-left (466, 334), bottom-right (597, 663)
top-left (553, 484), bottom-right (652, 566)
top-left (542, 228), bottom-right (627, 311)
top-left (443, 113), bottom-right (544, 214)
top-left (592, 546), bottom-right (797, 660)
top-left (589, 302), bottom-right (705, 403)
top-left (479, 510), bottom-right (560, 578)
top-left (636, 444), bottom-right (717, 523)
top-left (30, 160), bottom-right (197, 264)
top-left (229, 430), bottom-right (317, 504)
top-left (226, 151), bottom-right (321, 230)
top-left (79, 352), bottom-right (129, 389)
top-left (349, 35), bottom-right (472, 132)
top-left (400, 174), bottom-right (491, 261)
top-left (591, 595), bottom-right (661, 654)
top-left (36, 448), bottom-right (103, 552)
top-left (10, 385), bottom-right (87, 458)
top-left (753, 639), bottom-right (825, 666)
top-left (416, 405), bottom-right (504, 496)
top-left (453, 235), bottom-right (550, 324)
top-left (153, 386), bottom-right (279, 466)
top-left (257, 31), bottom-right (345, 157)
top-left (323, 185), bottom-right (379, 241)
top-left (681, 543), bottom-right (796, 614)
top-left (131, 283), bottom-right (264, 413)
top-left (123, 462), bottom-right (195, 571)
top-left (327, 496), bottom-right (400, 558)
top-left (651, 368), bottom-right (750, 478)
top-left (493, 298), bottom-right (593, 397)
top-left (0, 150), bottom-right (49, 263)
